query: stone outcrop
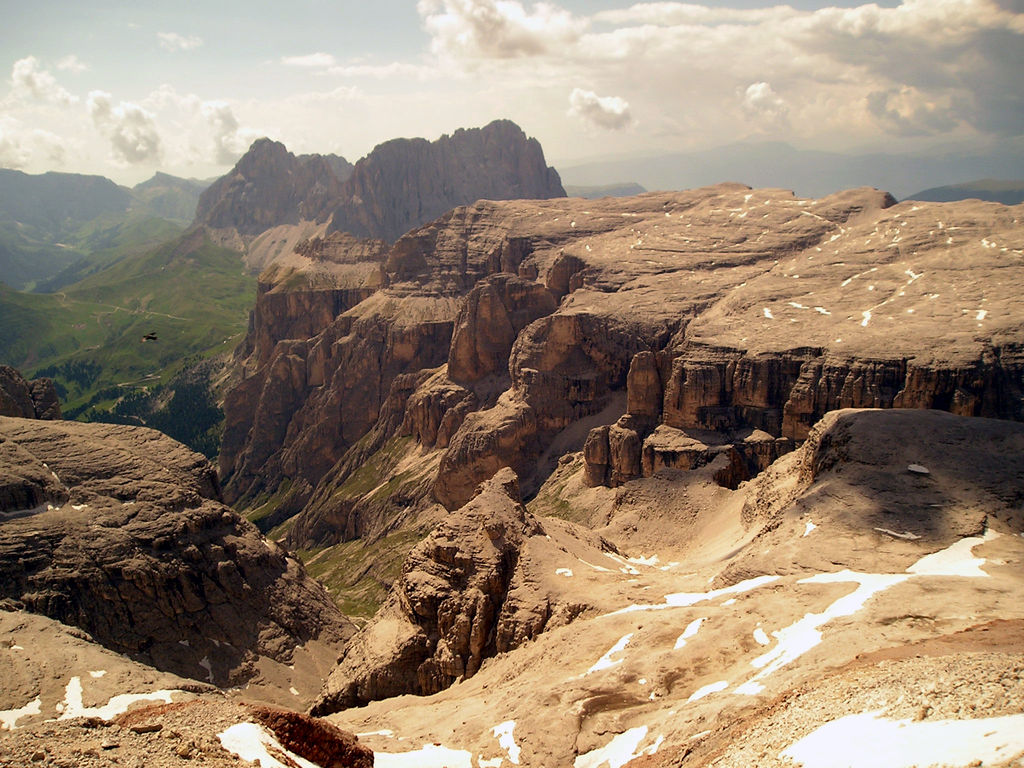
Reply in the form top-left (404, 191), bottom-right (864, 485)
top-left (0, 416), bottom-right (355, 685)
top-left (329, 120), bottom-right (565, 243)
top-left (0, 366), bottom-right (61, 420)
top-left (194, 139), bottom-right (351, 247)
top-left (311, 469), bottom-right (604, 712)
top-left (223, 185), bottom-right (1024, 529)
top-left (193, 120), bottom-right (564, 260)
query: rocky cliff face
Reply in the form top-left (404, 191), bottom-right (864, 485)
top-left (318, 408), bottom-right (1024, 767)
top-left (194, 139), bottom-right (350, 248)
top-left (193, 120), bottom-right (565, 259)
top-left (0, 366), bottom-right (61, 421)
top-left (312, 469), bottom-right (612, 712)
top-left (222, 185), bottom-right (1023, 547)
top-left (0, 415), bottom-right (355, 686)
top-left (329, 120), bottom-right (566, 242)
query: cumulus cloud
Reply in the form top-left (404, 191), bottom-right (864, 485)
top-left (419, 0), bottom-right (585, 58)
top-left (866, 87), bottom-right (958, 135)
top-left (568, 88), bottom-right (632, 130)
top-left (56, 55), bottom-right (87, 73)
top-left (8, 57), bottom-right (76, 105)
top-left (742, 82), bottom-right (788, 124)
top-left (282, 52), bottom-right (337, 68)
top-left (87, 90), bottom-right (162, 164)
top-left (157, 32), bottom-right (203, 52)
top-left (0, 123), bottom-right (29, 168)
top-left (201, 101), bottom-right (251, 164)
top-left (0, 119), bottom-right (69, 169)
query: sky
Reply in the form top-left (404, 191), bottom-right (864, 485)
top-left (1, 0), bottom-right (1022, 185)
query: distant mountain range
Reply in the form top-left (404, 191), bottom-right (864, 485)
top-left (557, 141), bottom-right (1024, 201)
top-left (904, 178), bottom-right (1024, 205)
top-left (0, 168), bottom-right (212, 291)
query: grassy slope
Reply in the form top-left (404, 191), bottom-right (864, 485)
top-left (0, 229), bottom-right (255, 415)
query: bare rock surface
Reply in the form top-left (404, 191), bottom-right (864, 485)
top-left (219, 186), bottom-right (1022, 631)
top-left (0, 695), bottom-right (373, 768)
top-left (0, 416), bottom-right (355, 689)
top-left (313, 468), bottom-right (619, 711)
top-left (329, 119), bottom-right (565, 242)
top-left (193, 138), bottom-right (349, 248)
top-left (318, 409), bottom-right (1024, 768)
top-left (0, 366), bottom-right (61, 421)
top-left (193, 119), bottom-right (564, 262)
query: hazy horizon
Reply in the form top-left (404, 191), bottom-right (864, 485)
top-left (3, 0), bottom-right (1022, 186)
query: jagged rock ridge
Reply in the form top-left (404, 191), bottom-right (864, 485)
top-left (193, 139), bottom-right (351, 248)
top-left (193, 119), bottom-right (565, 252)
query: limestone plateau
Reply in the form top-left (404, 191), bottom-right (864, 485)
top-left (2, 179), bottom-right (1024, 767)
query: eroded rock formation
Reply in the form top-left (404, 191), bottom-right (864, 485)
top-left (312, 469), bottom-right (606, 712)
top-left (0, 366), bottom-right (61, 421)
top-left (222, 185), bottom-right (1024, 546)
top-left (0, 416), bottom-right (354, 686)
top-left (193, 120), bottom-right (565, 257)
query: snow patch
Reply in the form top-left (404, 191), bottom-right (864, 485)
top-left (218, 722), bottom-right (320, 768)
top-left (687, 681), bottom-right (729, 703)
top-left (753, 627), bottom-right (771, 645)
top-left (814, 307), bottom-right (831, 315)
top-left (780, 710), bottom-right (1024, 768)
top-left (906, 530), bottom-right (996, 578)
top-left (556, 568), bottom-right (574, 577)
top-left (375, 744), bottom-right (474, 767)
top-left (763, 308), bottom-right (774, 319)
top-left (860, 310), bottom-right (872, 327)
top-left (89, 670), bottom-right (106, 678)
top-left (587, 633), bottom-right (633, 674)
top-left (0, 696), bottom-right (41, 730)
top-left (492, 720), bottom-right (521, 764)
top-left (574, 726), bottom-right (659, 768)
top-left (199, 656), bottom-right (214, 683)
top-left (803, 521), bottom-right (817, 537)
top-left (976, 309), bottom-right (988, 320)
top-left (674, 618), bottom-right (705, 649)
top-left (58, 676), bottom-right (180, 720)
top-left (289, 687), bottom-right (300, 696)
top-left (627, 554), bottom-right (659, 566)
top-left (734, 533), bottom-right (997, 695)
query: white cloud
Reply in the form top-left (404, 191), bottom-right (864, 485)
top-left (88, 90), bottom-right (162, 164)
top-left (201, 101), bottom-right (254, 165)
top-left (742, 82), bottom-right (788, 125)
top-left (325, 61), bottom-right (438, 81)
top-left (419, 0), bottom-right (586, 59)
top-left (157, 32), bottom-right (203, 52)
top-left (0, 122), bottom-right (30, 168)
top-left (866, 86), bottom-right (958, 135)
top-left (56, 55), bottom-right (88, 73)
top-left (0, 118), bottom-right (70, 169)
top-left (568, 87), bottom-right (632, 130)
top-left (281, 53), bottom-right (337, 68)
top-left (8, 57), bottom-right (77, 105)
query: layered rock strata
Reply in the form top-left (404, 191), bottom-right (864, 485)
top-left (312, 469), bottom-right (610, 712)
top-left (0, 416), bottom-right (354, 685)
top-left (222, 186), bottom-right (1024, 535)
